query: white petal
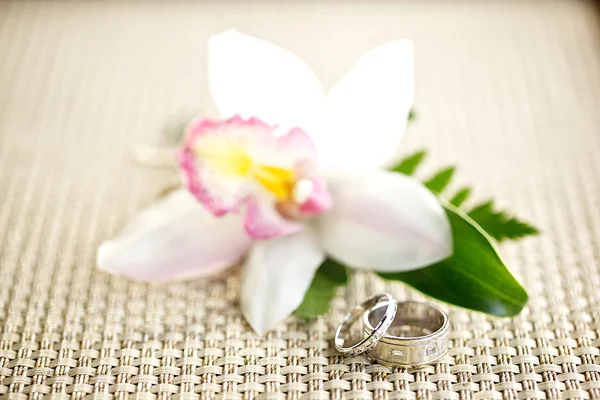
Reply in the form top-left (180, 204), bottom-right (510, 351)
top-left (97, 189), bottom-right (252, 281)
top-left (209, 29), bottom-right (325, 130)
top-left (320, 171), bottom-right (452, 272)
top-left (319, 40), bottom-right (414, 173)
top-left (241, 228), bottom-right (325, 334)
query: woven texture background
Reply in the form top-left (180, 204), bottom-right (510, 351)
top-left (1, 0), bottom-right (600, 398)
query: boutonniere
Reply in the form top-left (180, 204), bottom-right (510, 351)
top-left (98, 30), bottom-right (538, 334)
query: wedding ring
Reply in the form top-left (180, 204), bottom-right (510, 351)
top-left (363, 301), bottom-right (449, 366)
top-left (334, 293), bottom-right (397, 356)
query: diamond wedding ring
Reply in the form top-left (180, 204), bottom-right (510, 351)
top-left (334, 293), bottom-right (397, 356)
top-left (334, 294), bottom-right (449, 366)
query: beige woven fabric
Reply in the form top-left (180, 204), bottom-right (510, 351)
top-left (1, 0), bottom-right (600, 398)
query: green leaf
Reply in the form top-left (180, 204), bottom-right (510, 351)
top-left (450, 187), bottom-right (471, 207)
top-left (424, 166), bottom-right (455, 194)
top-left (468, 201), bottom-right (539, 242)
top-left (295, 258), bottom-right (348, 318)
top-left (379, 205), bottom-right (528, 317)
top-left (408, 109), bottom-right (416, 121)
top-left (390, 150), bottom-right (427, 176)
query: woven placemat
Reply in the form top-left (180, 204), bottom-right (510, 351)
top-left (1, 1), bottom-right (600, 398)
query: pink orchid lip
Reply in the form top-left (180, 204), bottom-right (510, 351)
top-left (275, 174), bottom-right (332, 221)
top-left (296, 174), bottom-right (332, 217)
top-left (177, 115), bottom-right (332, 240)
top-left (178, 115), bottom-right (274, 217)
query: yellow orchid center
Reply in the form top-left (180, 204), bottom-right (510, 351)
top-left (195, 137), bottom-right (296, 200)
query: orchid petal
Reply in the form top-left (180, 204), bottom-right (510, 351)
top-left (244, 196), bottom-right (303, 240)
top-left (97, 189), bottom-right (252, 281)
top-left (249, 126), bottom-right (317, 169)
top-left (179, 116), bottom-right (269, 217)
top-left (209, 29), bottom-right (324, 130)
top-left (293, 160), bottom-right (332, 217)
top-left (319, 40), bottom-right (414, 173)
top-left (297, 175), bottom-right (332, 216)
top-left (320, 171), bottom-right (452, 272)
top-left (241, 228), bottom-right (325, 334)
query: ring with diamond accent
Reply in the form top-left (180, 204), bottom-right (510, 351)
top-left (334, 293), bottom-right (397, 356)
top-left (363, 300), bottom-right (449, 366)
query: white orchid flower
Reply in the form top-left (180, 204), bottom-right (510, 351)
top-left (97, 30), bottom-right (453, 334)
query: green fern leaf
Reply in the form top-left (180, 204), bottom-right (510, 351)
top-left (468, 201), bottom-right (539, 241)
top-left (390, 150), bottom-right (427, 176)
top-left (408, 109), bottom-right (416, 121)
top-left (450, 187), bottom-right (471, 207)
top-left (424, 166), bottom-right (455, 194)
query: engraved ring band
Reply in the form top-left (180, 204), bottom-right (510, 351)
top-left (363, 300), bottom-right (450, 366)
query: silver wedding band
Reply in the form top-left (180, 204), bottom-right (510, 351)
top-left (334, 293), bottom-right (397, 356)
top-left (364, 300), bottom-right (449, 366)
top-left (334, 295), bottom-right (449, 366)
